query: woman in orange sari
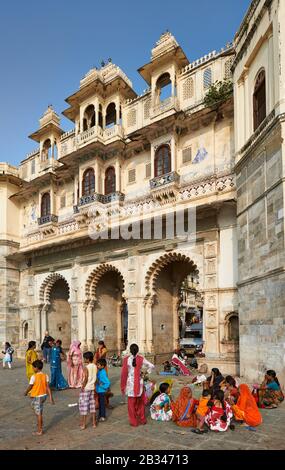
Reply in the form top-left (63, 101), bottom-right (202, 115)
top-left (231, 384), bottom-right (262, 427)
top-left (94, 341), bottom-right (113, 409)
top-left (171, 387), bottom-right (198, 427)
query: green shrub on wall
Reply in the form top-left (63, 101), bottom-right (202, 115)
top-left (204, 80), bottom-right (233, 110)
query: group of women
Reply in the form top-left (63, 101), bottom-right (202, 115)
top-left (147, 366), bottom-right (284, 433)
top-left (25, 337), bottom-right (108, 390)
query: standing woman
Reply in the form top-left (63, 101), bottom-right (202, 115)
top-left (94, 341), bottom-right (108, 365)
top-left (121, 343), bottom-right (154, 427)
top-left (49, 339), bottom-right (68, 390)
top-left (25, 341), bottom-right (38, 381)
top-left (67, 340), bottom-right (84, 388)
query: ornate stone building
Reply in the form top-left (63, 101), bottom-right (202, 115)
top-left (0, 0), bottom-right (284, 382)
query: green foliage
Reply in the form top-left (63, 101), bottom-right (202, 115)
top-left (204, 80), bottom-right (233, 110)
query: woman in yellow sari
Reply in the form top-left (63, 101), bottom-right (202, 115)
top-left (25, 341), bottom-right (38, 381)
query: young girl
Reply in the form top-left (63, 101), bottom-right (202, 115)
top-left (150, 383), bottom-right (172, 422)
top-left (26, 341), bottom-right (38, 381)
top-left (2, 342), bottom-right (14, 369)
top-left (204, 389), bottom-right (233, 432)
top-left (121, 343), bottom-right (154, 427)
top-left (192, 389), bottom-right (211, 434)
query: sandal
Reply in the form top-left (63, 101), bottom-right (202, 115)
top-left (191, 429), bottom-right (203, 434)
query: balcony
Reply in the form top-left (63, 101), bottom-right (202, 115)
top-left (38, 214), bottom-right (58, 225)
top-left (60, 125), bottom-right (124, 158)
top-left (150, 171), bottom-right (180, 190)
top-left (151, 96), bottom-right (179, 118)
top-left (150, 171), bottom-right (180, 201)
top-left (74, 191), bottom-right (125, 211)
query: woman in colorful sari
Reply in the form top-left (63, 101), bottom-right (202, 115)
top-left (49, 339), bottom-right (68, 390)
top-left (232, 384), bottom-right (262, 426)
top-left (257, 370), bottom-right (284, 409)
top-left (171, 386), bottom-right (198, 427)
top-left (25, 341), bottom-right (38, 381)
top-left (150, 383), bottom-right (172, 422)
top-left (204, 389), bottom-right (233, 432)
top-left (220, 376), bottom-right (239, 403)
top-left (94, 341), bottom-right (108, 364)
top-left (67, 340), bottom-right (84, 388)
top-left (121, 343), bottom-right (155, 427)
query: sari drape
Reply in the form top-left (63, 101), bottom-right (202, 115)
top-left (232, 384), bottom-right (262, 427)
top-left (171, 387), bottom-right (198, 427)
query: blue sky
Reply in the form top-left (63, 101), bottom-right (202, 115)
top-left (0, 0), bottom-right (250, 165)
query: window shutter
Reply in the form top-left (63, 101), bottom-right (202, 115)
top-left (145, 162), bottom-right (151, 178)
top-left (203, 68), bottom-right (212, 90)
top-left (182, 147), bottom-right (192, 164)
top-left (128, 168), bottom-right (136, 184)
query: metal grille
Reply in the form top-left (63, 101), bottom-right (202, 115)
top-left (182, 147), bottom-right (192, 164)
top-left (182, 77), bottom-right (194, 100)
top-left (128, 168), bottom-right (136, 184)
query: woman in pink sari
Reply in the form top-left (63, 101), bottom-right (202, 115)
top-left (67, 340), bottom-right (84, 388)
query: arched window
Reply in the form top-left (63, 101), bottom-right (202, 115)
top-left (225, 313), bottom-right (239, 341)
top-left (41, 192), bottom-right (51, 217)
top-left (203, 68), bottom-right (212, 90)
top-left (253, 69), bottom-right (266, 131)
top-left (154, 144), bottom-right (171, 177)
top-left (106, 102), bottom-right (116, 128)
top-left (42, 139), bottom-right (51, 161)
top-left (105, 166), bottom-right (116, 194)
top-left (83, 104), bottom-right (95, 131)
top-left (82, 168), bottom-right (95, 196)
top-left (156, 72), bottom-right (172, 101)
top-left (23, 322), bottom-right (28, 340)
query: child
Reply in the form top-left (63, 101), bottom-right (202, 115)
top-left (192, 389), bottom-right (211, 434)
top-left (2, 342), bottom-right (14, 369)
top-left (204, 389), bottom-right (233, 432)
top-left (150, 383), bottom-right (172, 421)
top-left (79, 351), bottom-right (97, 430)
top-left (26, 341), bottom-right (38, 381)
top-left (24, 359), bottom-right (54, 435)
top-left (96, 358), bottom-right (110, 422)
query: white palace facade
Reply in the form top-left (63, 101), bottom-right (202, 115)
top-left (1, 0), bottom-right (285, 382)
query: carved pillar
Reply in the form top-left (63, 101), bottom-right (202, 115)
top-left (95, 159), bottom-right (100, 193)
top-left (41, 304), bottom-right (49, 337)
top-left (268, 32), bottom-right (275, 112)
top-left (78, 302), bottom-right (87, 349)
top-left (172, 291), bottom-right (179, 351)
top-left (35, 306), bottom-right (42, 348)
top-left (145, 297), bottom-right (154, 353)
top-left (86, 301), bottom-right (94, 350)
top-left (151, 145), bottom-right (155, 178)
top-left (117, 301), bottom-right (123, 353)
top-left (115, 160), bottom-right (120, 192)
top-left (171, 137), bottom-right (176, 173)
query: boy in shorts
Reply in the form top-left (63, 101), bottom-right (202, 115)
top-left (24, 359), bottom-right (54, 435)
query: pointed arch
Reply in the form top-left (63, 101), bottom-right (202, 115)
top-left (144, 252), bottom-right (198, 299)
top-left (39, 273), bottom-right (70, 305)
top-left (85, 263), bottom-right (125, 302)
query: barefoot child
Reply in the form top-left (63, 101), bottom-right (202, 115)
top-left (24, 359), bottom-right (54, 435)
top-left (79, 351), bottom-right (97, 430)
top-left (192, 389), bottom-right (211, 434)
top-left (96, 358), bottom-right (110, 422)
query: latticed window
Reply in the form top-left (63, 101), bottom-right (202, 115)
top-left (105, 166), bottom-right (116, 194)
top-left (182, 77), bottom-right (194, 100)
top-left (224, 57), bottom-right (234, 80)
top-left (127, 109), bottom-right (137, 128)
top-left (128, 168), bottom-right (136, 184)
top-left (253, 69), bottom-right (266, 131)
top-left (203, 68), bottom-right (212, 90)
top-left (145, 162), bottom-right (151, 178)
top-left (82, 168), bottom-right (95, 196)
top-left (182, 146), bottom-right (192, 164)
top-left (154, 145), bottom-right (171, 177)
top-left (41, 192), bottom-right (50, 217)
top-left (144, 99), bottom-right (151, 119)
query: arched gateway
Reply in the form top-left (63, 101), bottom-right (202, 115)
top-left (145, 252), bottom-right (200, 360)
top-left (85, 264), bottom-right (126, 353)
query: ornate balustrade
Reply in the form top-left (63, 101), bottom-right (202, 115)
top-left (75, 191), bottom-right (125, 210)
top-left (150, 171), bottom-right (180, 190)
top-left (38, 214), bottom-right (58, 225)
top-left (151, 96), bottom-right (179, 117)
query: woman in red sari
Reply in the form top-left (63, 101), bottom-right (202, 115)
top-left (171, 387), bottom-right (198, 427)
top-left (232, 384), bottom-right (262, 427)
top-left (94, 341), bottom-right (107, 365)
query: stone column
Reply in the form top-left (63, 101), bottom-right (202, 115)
top-left (150, 145), bottom-right (155, 178)
top-left (268, 32), bottom-right (275, 112)
top-left (35, 306), bottom-right (42, 348)
top-left (74, 175), bottom-right (79, 205)
top-left (101, 173), bottom-right (105, 195)
top-left (145, 297), bottom-right (154, 354)
top-left (171, 137), bottom-right (176, 173)
top-left (95, 159), bottom-right (100, 193)
top-left (138, 298), bottom-right (147, 354)
top-left (86, 301), bottom-right (94, 350)
top-left (117, 301), bottom-right (123, 353)
top-left (116, 99), bottom-right (120, 125)
top-left (41, 305), bottom-right (48, 337)
top-left (243, 69), bottom-right (250, 141)
top-left (115, 160), bottom-right (120, 192)
top-left (172, 293), bottom-right (179, 351)
top-left (78, 302), bottom-right (87, 349)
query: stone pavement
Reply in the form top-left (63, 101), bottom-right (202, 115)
top-left (0, 360), bottom-right (284, 450)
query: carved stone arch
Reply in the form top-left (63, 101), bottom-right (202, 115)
top-left (224, 311), bottom-right (239, 342)
top-left (39, 273), bottom-right (70, 305)
top-left (144, 252), bottom-right (199, 300)
top-left (85, 263), bottom-right (125, 302)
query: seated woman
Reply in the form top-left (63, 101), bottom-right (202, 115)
top-left (171, 351), bottom-right (191, 376)
top-left (204, 389), bottom-right (233, 432)
top-left (257, 370), bottom-right (284, 409)
top-left (204, 368), bottom-right (224, 394)
top-left (150, 383), bottom-right (172, 422)
top-left (232, 384), bottom-right (262, 427)
top-left (220, 376), bottom-right (239, 403)
top-left (171, 386), bottom-right (198, 427)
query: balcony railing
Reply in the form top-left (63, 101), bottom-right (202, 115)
top-left (75, 191), bottom-right (125, 210)
top-left (150, 171), bottom-right (180, 190)
top-left (151, 96), bottom-right (179, 117)
top-left (38, 214), bottom-right (58, 225)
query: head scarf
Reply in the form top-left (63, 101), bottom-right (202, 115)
top-left (171, 386), bottom-right (194, 421)
top-left (236, 384), bottom-right (262, 427)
